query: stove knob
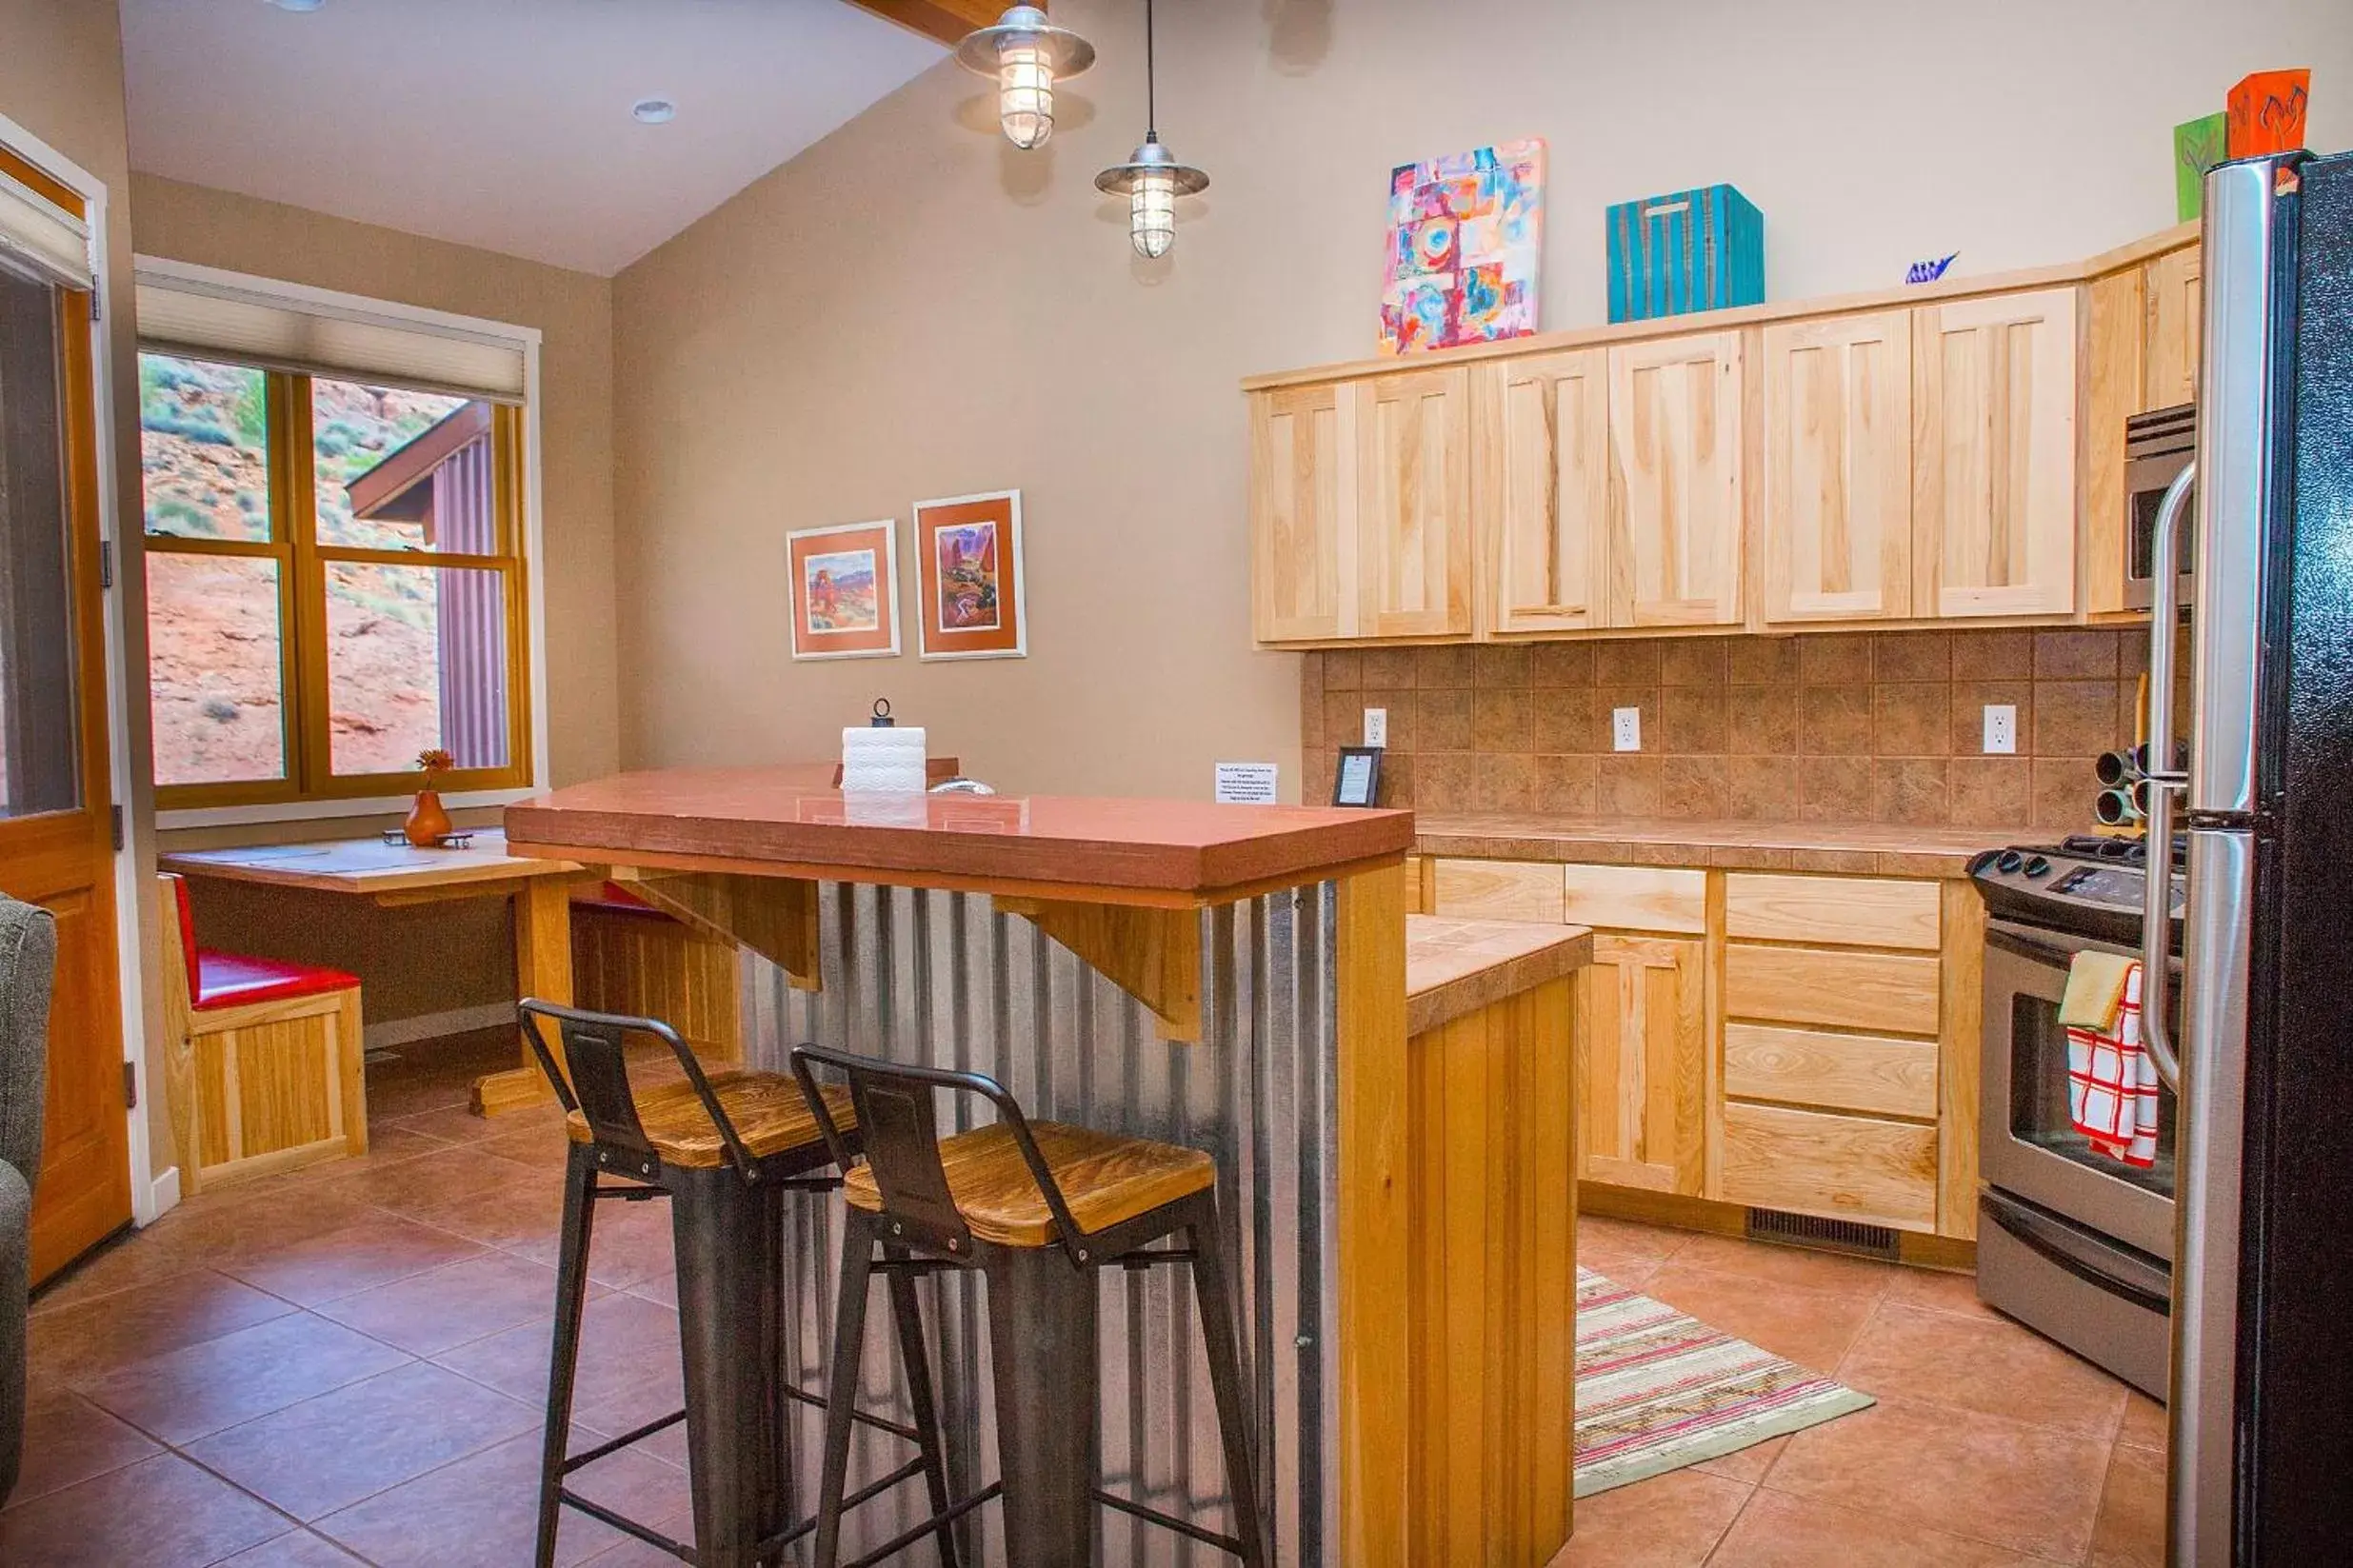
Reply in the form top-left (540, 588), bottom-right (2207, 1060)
top-left (1997, 850), bottom-right (2024, 874)
top-left (2024, 855), bottom-right (2052, 879)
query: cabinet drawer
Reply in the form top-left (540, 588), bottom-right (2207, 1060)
top-left (1562, 864), bottom-right (1705, 934)
top-left (1723, 873), bottom-right (1940, 950)
top-left (1722, 1102), bottom-right (1938, 1232)
top-left (1724, 1022), bottom-right (1939, 1120)
top-left (1725, 943), bottom-right (1941, 1035)
top-left (1431, 859), bottom-right (1565, 923)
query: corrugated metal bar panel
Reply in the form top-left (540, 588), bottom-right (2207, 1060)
top-left (740, 881), bottom-right (1341, 1566)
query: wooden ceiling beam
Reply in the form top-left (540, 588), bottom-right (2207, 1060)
top-left (841, 0), bottom-right (1006, 48)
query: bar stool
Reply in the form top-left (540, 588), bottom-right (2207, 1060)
top-left (518, 1002), bottom-right (967, 1568)
top-left (790, 1044), bottom-right (1269, 1568)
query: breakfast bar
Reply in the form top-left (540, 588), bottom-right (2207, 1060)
top-left (506, 765), bottom-right (1589, 1567)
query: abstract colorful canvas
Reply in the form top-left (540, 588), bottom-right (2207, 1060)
top-left (2227, 69), bottom-right (2310, 159)
top-left (787, 521), bottom-right (898, 660)
top-left (1380, 139), bottom-right (1545, 355)
top-left (915, 490), bottom-right (1027, 660)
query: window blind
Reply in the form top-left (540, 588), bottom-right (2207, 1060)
top-left (133, 270), bottom-right (528, 404)
top-left (0, 169), bottom-right (93, 290)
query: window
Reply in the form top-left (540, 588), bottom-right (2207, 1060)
top-left (140, 354), bottom-right (531, 807)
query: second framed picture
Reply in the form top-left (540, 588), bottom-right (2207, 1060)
top-left (787, 520), bottom-right (900, 660)
top-left (914, 490), bottom-right (1027, 661)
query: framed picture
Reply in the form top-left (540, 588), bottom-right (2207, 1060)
top-left (787, 520), bottom-right (900, 660)
top-left (914, 490), bottom-right (1027, 661)
top-left (1332, 746), bottom-right (1384, 807)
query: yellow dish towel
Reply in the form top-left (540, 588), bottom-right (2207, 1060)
top-left (2060, 951), bottom-right (2137, 1029)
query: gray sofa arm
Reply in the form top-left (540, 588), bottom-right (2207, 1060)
top-left (0, 1157), bottom-right (28, 1504)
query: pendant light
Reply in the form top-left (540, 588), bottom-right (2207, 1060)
top-left (955, 5), bottom-right (1095, 150)
top-left (1095, 0), bottom-right (1208, 258)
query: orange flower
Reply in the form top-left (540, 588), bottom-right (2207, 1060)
top-left (416, 747), bottom-right (455, 776)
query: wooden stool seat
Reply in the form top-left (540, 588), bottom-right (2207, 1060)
top-left (842, 1121), bottom-right (1213, 1247)
top-left (564, 1070), bottom-right (855, 1168)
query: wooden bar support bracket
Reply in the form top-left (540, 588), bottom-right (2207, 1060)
top-left (611, 868), bottom-right (824, 993)
top-left (992, 897), bottom-right (1205, 1043)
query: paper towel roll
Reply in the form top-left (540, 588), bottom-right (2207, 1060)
top-left (841, 724), bottom-right (927, 793)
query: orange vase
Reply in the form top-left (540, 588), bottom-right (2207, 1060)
top-left (404, 787), bottom-right (452, 847)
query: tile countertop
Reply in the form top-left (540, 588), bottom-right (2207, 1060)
top-left (1414, 812), bottom-right (2031, 879)
top-left (1406, 914), bottom-right (1594, 1037)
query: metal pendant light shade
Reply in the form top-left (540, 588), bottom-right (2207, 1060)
top-left (1094, 0), bottom-right (1207, 258)
top-left (955, 4), bottom-right (1095, 150)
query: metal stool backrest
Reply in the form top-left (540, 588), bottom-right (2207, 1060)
top-left (519, 998), bottom-right (761, 1182)
top-left (790, 1043), bottom-right (1094, 1268)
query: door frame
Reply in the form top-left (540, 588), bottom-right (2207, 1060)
top-left (0, 110), bottom-right (164, 1226)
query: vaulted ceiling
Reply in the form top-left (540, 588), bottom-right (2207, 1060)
top-left (118, 0), bottom-right (954, 275)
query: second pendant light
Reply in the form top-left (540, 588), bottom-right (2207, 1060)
top-left (1095, 0), bottom-right (1208, 259)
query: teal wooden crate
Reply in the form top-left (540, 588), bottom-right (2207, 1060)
top-left (1606, 184), bottom-right (1765, 324)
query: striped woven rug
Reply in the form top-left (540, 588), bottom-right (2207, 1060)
top-left (1575, 1266), bottom-right (1874, 1497)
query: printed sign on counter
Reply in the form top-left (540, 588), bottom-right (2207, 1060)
top-left (1214, 763), bottom-right (1280, 804)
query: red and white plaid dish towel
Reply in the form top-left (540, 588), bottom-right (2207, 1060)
top-left (2066, 961), bottom-right (2160, 1168)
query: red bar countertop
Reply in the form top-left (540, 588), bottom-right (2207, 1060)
top-left (507, 766), bottom-right (1414, 904)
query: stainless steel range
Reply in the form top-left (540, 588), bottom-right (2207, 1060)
top-left (1972, 834), bottom-right (2185, 1398)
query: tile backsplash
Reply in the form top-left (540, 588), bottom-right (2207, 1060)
top-left (1302, 628), bottom-right (2154, 831)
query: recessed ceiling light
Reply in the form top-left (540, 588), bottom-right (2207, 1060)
top-left (266, 0), bottom-right (326, 11)
top-left (631, 98), bottom-right (677, 125)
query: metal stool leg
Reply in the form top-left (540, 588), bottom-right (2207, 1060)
top-left (673, 1166), bottom-right (789, 1568)
top-left (1185, 1193), bottom-right (1269, 1568)
top-left (536, 1141), bottom-right (600, 1568)
top-left (984, 1246), bottom-right (1100, 1568)
top-left (884, 1248), bottom-right (962, 1568)
top-left (813, 1210), bottom-right (879, 1568)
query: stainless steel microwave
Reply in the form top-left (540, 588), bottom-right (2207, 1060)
top-left (2124, 403), bottom-right (2196, 611)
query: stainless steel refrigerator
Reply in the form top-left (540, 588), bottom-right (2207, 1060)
top-left (2143, 147), bottom-right (2353, 1566)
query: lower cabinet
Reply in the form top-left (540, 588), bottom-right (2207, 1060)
top-left (1575, 933), bottom-right (1706, 1195)
top-left (1430, 856), bottom-right (1980, 1241)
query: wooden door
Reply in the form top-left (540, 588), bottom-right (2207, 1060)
top-left (1911, 288), bottom-right (2080, 619)
top-left (1249, 384), bottom-right (1355, 643)
top-left (1605, 332), bottom-right (1745, 626)
top-left (1574, 933), bottom-right (1705, 1194)
top-left (1762, 311), bottom-right (1913, 624)
top-left (1479, 349), bottom-right (1610, 633)
top-left (2144, 246), bottom-right (2203, 412)
top-left (1356, 368), bottom-right (1474, 639)
top-left (0, 265), bottom-right (131, 1282)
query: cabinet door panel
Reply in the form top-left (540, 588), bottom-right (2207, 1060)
top-left (1483, 350), bottom-right (1610, 633)
top-left (1359, 368), bottom-right (1474, 638)
top-left (1606, 332), bottom-right (1745, 626)
top-left (1911, 288), bottom-right (2079, 619)
top-left (1249, 385), bottom-right (1354, 643)
top-left (1763, 311), bottom-right (1912, 623)
top-left (2144, 246), bottom-right (2203, 412)
top-left (1576, 933), bottom-right (1705, 1194)
top-left (1722, 1102), bottom-right (1938, 1232)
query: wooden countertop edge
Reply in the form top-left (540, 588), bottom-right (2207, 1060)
top-left (1412, 819), bottom-right (2018, 879)
top-left (1406, 927), bottom-right (1593, 1038)
top-left (504, 838), bottom-right (1406, 910)
top-left (157, 851), bottom-right (582, 896)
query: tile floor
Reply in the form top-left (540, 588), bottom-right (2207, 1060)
top-left (9, 1028), bottom-right (2164, 1567)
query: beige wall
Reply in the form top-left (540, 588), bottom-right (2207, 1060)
top-left (611, 0), bottom-right (2353, 801)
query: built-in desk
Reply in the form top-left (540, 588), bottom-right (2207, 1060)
top-left (506, 767), bottom-right (1588, 1568)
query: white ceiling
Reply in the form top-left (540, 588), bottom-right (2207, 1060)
top-left (119, 0), bottom-right (946, 276)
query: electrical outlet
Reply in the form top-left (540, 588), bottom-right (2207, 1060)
top-left (1983, 704), bottom-right (2018, 755)
top-left (1363, 706), bottom-right (1387, 748)
top-left (1612, 706), bottom-right (1643, 752)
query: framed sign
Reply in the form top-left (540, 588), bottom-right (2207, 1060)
top-left (787, 520), bottom-right (899, 660)
top-left (1333, 746), bottom-right (1384, 807)
top-left (914, 490), bottom-right (1027, 661)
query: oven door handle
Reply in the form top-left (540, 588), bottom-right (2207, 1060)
top-left (2139, 460), bottom-right (2193, 1096)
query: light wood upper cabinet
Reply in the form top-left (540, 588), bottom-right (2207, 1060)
top-left (1911, 288), bottom-right (2079, 620)
top-left (1249, 384), bottom-right (1355, 643)
top-left (1762, 311), bottom-right (1913, 624)
top-left (1358, 367), bottom-right (1475, 639)
top-left (2144, 245), bottom-right (2203, 411)
top-left (1479, 348), bottom-right (1610, 634)
top-left (1606, 332), bottom-right (1745, 626)
top-left (1577, 932), bottom-right (1706, 1195)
